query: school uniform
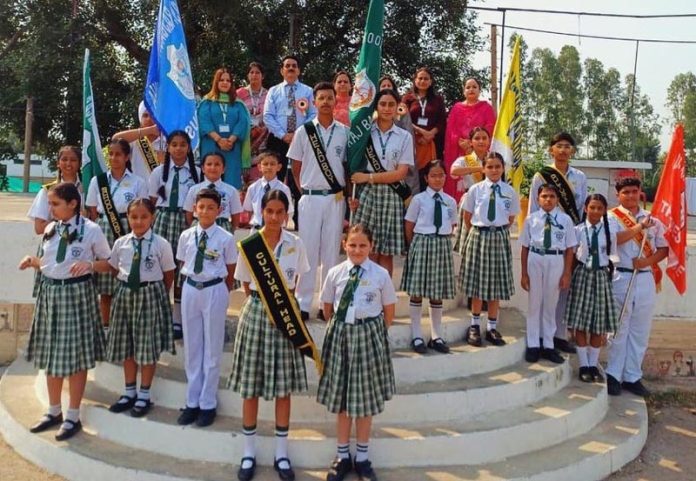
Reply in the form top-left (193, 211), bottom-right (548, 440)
top-left (229, 230), bottom-right (310, 400)
top-left (528, 165), bottom-right (587, 342)
top-left (26, 215), bottom-right (110, 377)
top-left (86, 170), bottom-right (148, 295)
top-left (287, 118), bottom-right (348, 312)
top-left (183, 177), bottom-right (243, 233)
top-left (450, 155), bottom-right (483, 256)
top-left (459, 178), bottom-right (520, 300)
top-left (129, 136), bottom-right (166, 183)
top-left (242, 177), bottom-right (294, 229)
top-left (177, 223), bottom-right (237, 410)
top-left (317, 259), bottom-right (396, 417)
top-left (565, 219), bottom-right (619, 334)
top-left (353, 123), bottom-right (415, 256)
top-left (521, 208), bottom-right (577, 349)
top-left (107, 229), bottom-right (176, 365)
top-left (606, 206), bottom-right (668, 384)
top-left (400, 187), bottom-right (457, 299)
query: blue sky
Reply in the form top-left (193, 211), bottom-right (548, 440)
top-left (469, 0), bottom-right (696, 153)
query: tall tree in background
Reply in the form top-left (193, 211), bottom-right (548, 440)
top-left (667, 72), bottom-right (696, 169)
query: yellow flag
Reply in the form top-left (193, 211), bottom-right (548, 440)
top-left (491, 37), bottom-right (523, 192)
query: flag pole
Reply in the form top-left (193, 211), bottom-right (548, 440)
top-left (612, 227), bottom-right (649, 340)
top-left (349, 184), bottom-right (357, 226)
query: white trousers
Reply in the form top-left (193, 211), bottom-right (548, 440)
top-left (554, 290), bottom-right (569, 341)
top-left (526, 252), bottom-right (564, 349)
top-left (181, 281), bottom-right (228, 409)
top-left (296, 194), bottom-right (345, 311)
top-left (606, 271), bottom-right (656, 383)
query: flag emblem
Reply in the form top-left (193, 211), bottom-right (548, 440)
top-left (350, 69), bottom-right (376, 111)
top-left (166, 44), bottom-right (195, 99)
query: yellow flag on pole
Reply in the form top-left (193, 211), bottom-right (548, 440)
top-left (492, 36), bottom-right (523, 192)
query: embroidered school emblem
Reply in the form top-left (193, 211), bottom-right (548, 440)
top-left (350, 69), bottom-right (376, 112)
top-left (285, 268), bottom-right (296, 280)
top-left (363, 291), bottom-right (376, 304)
top-left (504, 199), bottom-right (512, 209)
top-left (124, 192), bottom-right (135, 202)
top-left (70, 246), bottom-right (83, 258)
top-left (555, 231), bottom-right (565, 241)
top-left (166, 44), bottom-right (195, 100)
top-left (144, 255), bottom-right (155, 271)
top-left (335, 145), bottom-right (344, 157)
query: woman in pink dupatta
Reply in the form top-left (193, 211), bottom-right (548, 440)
top-left (443, 77), bottom-right (496, 202)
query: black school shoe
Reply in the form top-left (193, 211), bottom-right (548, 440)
top-left (354, 459), bottom-right (378, 481)
top-left (109, 395), bottom-right (136, 413)
top-left (553, 337), bottom-right (576, 354)
top-left (622, 379), bottom-right (651, 397)
top-left (30, 413), bottom-right (63, 433)
top-left (578, 366), bottom-right (593, 383)
top-left (177, 406), bottom-right (200, 425)
top-left (130, 399), bottom-right (153, 418)
top-left (196, 408), bottom-right (217, 427)
top-left (173, 323), bottom-right (183, 341)
top-left (300, 311), bottom-right (310, 321)
top-left (326, 455), bottom-right (353, 481)
top-left (525, 347), bottom-right (540, 363)
top-left (411, 337), bottom-right (427, 354)
top-left (428, 338), bottom-right (450, 354)
top-left (55, 419), bottom-right (82, 441)
top-left (465, 325), bottom-right (483, 347)
top-left (590, 366), bottom-right (604, 382)
top-left (540, 348), bottom-right (564, 364)
top-left (237, 457), bottom-right (256, 481)
top-left (485, 329), bottom-right (506, 346)
top-left (274, 457), bottom-right (295, 481)
top-left (606, 374), bottom-right (622, 396)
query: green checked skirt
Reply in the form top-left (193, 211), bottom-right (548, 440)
top-left (565, 266), bottom-right (618, 334)
top-left (400, 234), bottom-right (456, 300)
top-left (353, 184), bottom-right (405, 256)
top-left (95, 215), bottom-right (130, 295)
top-left (459, 225), bottom-right (515, 301)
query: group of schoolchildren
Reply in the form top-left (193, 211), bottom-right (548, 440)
top-left (19, 76), bottom-right (667, 481)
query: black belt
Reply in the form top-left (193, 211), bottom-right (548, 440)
top-left (302, 188), bottom-right (343, 196)
top-left (416, 233), bottom-right (451, 238)
top-left (157, 207), bottom-right (183, 213)
top-left (100, 213), bottom-right (127, 219)
top-left (43, 274), bottom-right (92, 286)
top-left (119, 280), bottom-right (160, 289)
top-left (616, 267), bottom-right (651, 274)
top-left (184, 277), bottom-right (224, 290)
top-left (474, 225), bottom-right (509, 232)
top-left (530, 246), bottom-right (564, 256)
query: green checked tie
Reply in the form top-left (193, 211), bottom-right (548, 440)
top-left (335, 265), bottom-right (361, 322)
top-left (55, 223), bottom-right (69, 263)
top-left (487, 184), bottom-right (498, 222)
top-left (591, 226), bottom-right (600, 270)
top-left (169, 167), bottom-right (181, 210)
top-left (433, 193), bottom-right (443, 234)
top-left (543, 214), bottom-right (552, 249)
top-left (194, 231), bottom-right (207, 274)
top-left (127, 238), bottom-right (143, 289)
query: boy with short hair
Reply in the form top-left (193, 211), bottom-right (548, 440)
top-left (520, 184), bottom-right (577, 364)
top-left (606, 177), bottom-right (668, 397)
top-left (176, 189), bottom-right (237, 427)
top-left (242, 151), bottom-right (294, 229)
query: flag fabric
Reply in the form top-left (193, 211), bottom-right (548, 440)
top-left (347, 0), bottom-right (384, 174)
top-left (651, 124), bottom-right (687, 294)
top-left (143, 0), bottom-right (199, 151)
top-left (82, 48), bottom-right (107, 187)
top-left (492, 36), bottom-right (523, 191)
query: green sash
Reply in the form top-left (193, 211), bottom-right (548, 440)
top-left (538, 166), bottom-right (581, 224)
top-left (238, 231), bottom-right (322, 373)
top-left (97, 173), bottom-right (125, 238)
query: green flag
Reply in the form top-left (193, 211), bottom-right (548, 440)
top-left (82, 48), bottom-right (106, 187)
top-left (347, 0), bottom-right (384, 174)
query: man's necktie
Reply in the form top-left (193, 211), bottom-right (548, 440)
top-left (433, 193), bottom-right (443, 234)
top-left (55, 223), bottom-right (69, 263)
top-left (127, 238), bottom-right (143, 289)
top-left (335, 265), bottom-right (361, 322)
top-left (169, 167), bottom-right (182, 210)
top-left (194, 231), bottom-right (208, 274)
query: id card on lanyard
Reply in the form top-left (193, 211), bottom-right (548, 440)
top-left (417, 97), bottom-right (428, 126)
top-left (219, 103), bottom-right (230, 133)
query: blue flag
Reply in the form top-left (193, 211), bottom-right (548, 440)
top-left (143, 0), bottom-right (199, 151)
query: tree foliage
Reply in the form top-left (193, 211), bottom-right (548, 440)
top-left (666, 71), bottom-right (696, 170)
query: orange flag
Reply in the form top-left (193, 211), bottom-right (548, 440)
top-left (651, 124), bottom-right (687, 294)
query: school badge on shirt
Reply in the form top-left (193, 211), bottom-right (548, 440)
top-left (363, 291), bottom-right (376, 304)
top-left (285, 268), bottom-right (296, 280)
top-left (144, 255), bottom-right (155, 271)
top-left (124, 192), bottom-right (135, 202)
top-left (70, 246), bottom-right (83, 258)
top-left (555, 231), bottom-right (565, 241)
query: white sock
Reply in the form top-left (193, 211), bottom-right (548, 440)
top-left (409, 301), bottom-right (423, 340)
top-left (355, 442), bottom-right (369, 462)
top-left (173, 302), bottom-right (182, 324)
top-left (48, 404), bottom-right (61, 417)
top-left (470, 314), bottom-right (480, 327)
top-left (138, 385), bottom-right (151, 401)
top-left (487, 318), bottom-right (498, 331)
top-left (576, 346), bottom-right (589, 367)
top-left (429, 302), bottom-right (443, 339)
top-left (66, 408), bottom-right (80, 423)
top-left (588, 347), bottom-right (601, 367)
top-left (122, 382), bottom-right (136, 401)
top-left (337, 443), bottom-right (350, 460)
top-left (275, 426), bottom-right (290, 469)
top-left (242, 425), bottom-right (256, 468)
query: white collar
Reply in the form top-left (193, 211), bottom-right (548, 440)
top-left (196, 223), bottom-right (217, 237)
top-left (425, 187), bottom-right (444, 197)
top-left (131, 228), bottom-right (153, 241)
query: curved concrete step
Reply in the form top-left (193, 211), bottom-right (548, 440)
top-left (0, 359), bottom-right (647, 481)
top-left (91, 358), bottom-right (571, 424)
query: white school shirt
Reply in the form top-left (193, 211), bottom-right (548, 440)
top-left (183, 178), bottom-right (243, 219)
top-left (177, 224), bottom-right (237, 281)
top-left (235, 230), bottom-right (309, 291)
top-left (148, 163), bottom-right (200, 209)
top-left (528, 165), bottom-right (587, 215)
top-left (463, 178), bottom-right (521, 227)
top-left (520, 207), bottom-right (578, 251)
top-left (451, 155), bottom-right (484, 192)
top-left (366, 123), bottom-right (415, 171)
top-left (109, 229), bottom-right (176, 282)
top-left (609, 206), bottom-right (668, 271)
top-left (287, 118), bottom-right (348, 189)
top-left (86, 171), bottom-right (147, 214)
top-left (242, 177), bottom-right (294, 226)
top-left (27, 180), bottom-right (84, 222)
top-left (321, 259), bottom-right (397, 319)
top-left (39, 216), bottom-right (111, 280)
top-left (129, 136), bottom-right (166, 182)
top-left (573, 219), bottom-right (620, 267)
top-left (405, 187), bottom-right (458, 235)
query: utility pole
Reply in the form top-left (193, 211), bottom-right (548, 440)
top-left (22, 96), bottom-right (34, 193)
top-left (490, 24), bottom-right (498, 112)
